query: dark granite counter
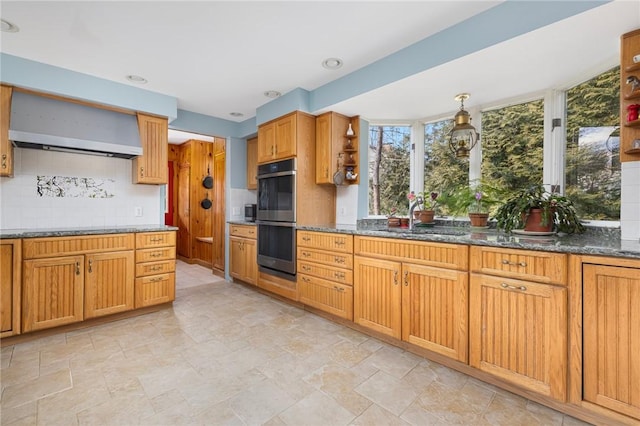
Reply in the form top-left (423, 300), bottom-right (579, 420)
top-left (227, 220), bottom-right (257, 226)
top-left (0, 225), bottom-right (179, 239)
top-left (297, 223), bottom-right (640, 260)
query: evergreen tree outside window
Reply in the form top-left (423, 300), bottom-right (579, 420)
top-left (565, 67), bottom-right (620, 220)
top-left (368, 125), bottom-right (411, 215)
top-left (481, 99), bottom-right (544, 192)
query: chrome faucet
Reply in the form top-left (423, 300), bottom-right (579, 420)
top-left (408, 196), bottom-right (423, 230)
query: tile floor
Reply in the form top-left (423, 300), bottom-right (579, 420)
top-left (0, 261), bottom-right (592, 425)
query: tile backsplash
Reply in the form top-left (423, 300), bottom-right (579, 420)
top-left (0, 148), bottom-right (162, 229)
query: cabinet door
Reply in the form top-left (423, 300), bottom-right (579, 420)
top-left (229, 237), bottom-right (246, 281)
top-left (354, 256), bottom-right (401, 339)
top-left (401, 263), bottom-right (468, 362)
top-left (246, 137), bottom-right (258, 189)
top-left (274, 113), bottom-right (296, 160)
top-left (469, 273), bottom-right (567, 401)
top-left (212, 149), bottom-right (225, 271)
top-left (1, 239), bottom-right (21, 337)
top-left (583, 264), bottom-right (640, 419)
top-left (257, 121), bottom-right (275, 163)
top-left (0, 85), bottom-right (13, 177)
top-left (243, 238), bottom-right (257, 285)
top-left (84, 251), bottom-right (134, 319)
top-left (315, 112), bottom-right (332, 184)
top-left (23, 256), bottom-right (84, 332)
top-left (135, 273), bottom-right (175, 308)
top-left (133, 113), bottom-right (168, 184)
top-left (299, 274), bottom-right (353, 320)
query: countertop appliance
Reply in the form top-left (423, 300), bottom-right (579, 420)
top-left (244, 204), bottom-right (256, 222)
top-left (256, 158), bottom-right (296, 279)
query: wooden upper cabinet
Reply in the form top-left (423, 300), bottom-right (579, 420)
top-left (583, 263), bottom-right (640, 420)
top-left (133, 113), bottom-right (168, 184)
top-left (246, 136), bottom-right (258, 189)
top-left (315, 111), bottom-right (350, 185)
top-left (257, 112), bottom-right (299, 164)
top-left (0, 85), bottom-right (14, 177)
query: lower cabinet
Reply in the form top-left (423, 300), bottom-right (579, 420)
top-left (229, 224), bottom-right (257, 286)
top-left (135, 232), bottom-right (177, 308)
top-left (1, 239), bottom-right (21, 337)
top-left (84, 251), bottom-right (135, 319)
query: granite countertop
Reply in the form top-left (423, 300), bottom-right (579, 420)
top-left (297, 223), bottom-right (640, 260)
top-left (227, 220), bottom-right (257, 226)
top-left (0, 225), bottom-right (179, 239)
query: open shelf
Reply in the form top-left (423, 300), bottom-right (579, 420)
top-left (623, 147), bottom-right (640, 155)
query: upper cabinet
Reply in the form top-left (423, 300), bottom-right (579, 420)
top-left (132, 113), bottom-right (168, 184)
top-left (0, 85), bottom-right (14, 177)
top-left (315, 112), bottom-right (359, 185)
top-left (257, 112), bottom-right (301, 164)
top-left (621, 28), bottom-right (640, 162)
top-left (246, 136), bottom-right (258, 190)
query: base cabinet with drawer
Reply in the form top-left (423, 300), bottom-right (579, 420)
top-left (135, 232), bottom-right (176, 308)
top-left (469, 246), bottom-right (568, 402)
top-left (297, 231), bottom-right (354, 320)
top-left (229, 224), bottom-right (257, 285)
top-left (22, 234), bottom-right (135, 332)
top-left (354, 236), bottom-right (469, 362)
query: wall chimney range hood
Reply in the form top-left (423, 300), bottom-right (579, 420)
top-left (9, 91), bottom-right (143, 159)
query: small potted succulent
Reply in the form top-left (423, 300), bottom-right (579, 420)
top-left (493, 184), bottom-right (585, 234)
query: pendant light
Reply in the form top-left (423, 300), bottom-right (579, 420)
top-left (448, 93), bottom-right (479, 159)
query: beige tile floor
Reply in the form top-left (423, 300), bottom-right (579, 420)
top-left (1, 261), bottom-right (592, 426)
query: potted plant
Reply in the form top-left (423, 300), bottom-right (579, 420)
top-left (440, 182), bottom-right (499, 227)
top-left (407, 190), bottom-right (439, 223)
top-left (493, 184), bottom-right (585, 234)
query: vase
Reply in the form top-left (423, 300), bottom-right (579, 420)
top-left (418, 210), bottom-right (434, 223)
top-left (413, 210), bottom-right (421, 220)
top-left (468, 212), bottom-right (489, 227)
top-left (522, 208), bottom-right (554, 232)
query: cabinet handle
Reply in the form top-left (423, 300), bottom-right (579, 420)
top-left (140, 167), bottom-right (144, 177)
top-left (302, 236), bottom-right (311, 242)
top-left (501, 259), bottom-right (527, 267)
top-left (500, 283), bottom-right (527, 292)
top-left (150, 277), bottom-right (163, 282)
top-left (150, 252), bottom-right (162, 257)
top-left (1, 154), bottom-right (6, 169)
top-left (302, 265), bottom-right (311, 271)
top-left (88, 259), bottom-right (93, 273)
top-left (302, 276), bottom-right (310, 283)
top-left (150, 237), bottom-right (164, 242)
top-left (248, 230), bottom-right (254, 235)
top-left (151, 265), bottom-right (162, 271)
top-left (76, 261), bottom-right (80, 275)
top-left (334, 239), bottom-right (345, 246)
top-left (302, 251), bottom-right (311, 257)
top-left (404, 270), bottom-right (409, 286)
top-left (334, 272), bottom-right (345, 280)
top-left (393, 271), bottom-right (398, 285)
top-left (325, 167), bottom-right (328, 178)
top-left (333, 286), bottom-right (345, 292)
top-left (334, 256), bottom-right (344, 264)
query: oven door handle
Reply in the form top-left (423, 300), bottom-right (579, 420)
top-left (257, 170), bottom-right (296, 179)
top-left (256, 220), bottom-right (296, 227)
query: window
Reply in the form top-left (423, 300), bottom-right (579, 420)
top-left (481, 99), bottom-right (544, 192)
top-left (368, 125), bottom-right (411, 215)
top-left (565, 67), bottom-right (620, 220)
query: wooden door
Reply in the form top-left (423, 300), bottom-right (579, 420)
top-left (274, 113), bottom-right (296, 160)
top-left (246, 137), bottom-right (258, 189)
top-left (1, 239), bottom-right (21, 337)
top-left (229, 237), bottom-right (245, 281)
top-left (353, 255), bottom-right (401, 339)
top-left (583, 264), bottom-right (640, 419)
top-left (22, 256), bottom-right (84, 332)
top-left (401, 263), bottom-right (468, 362)
top-left (257, 121), bottom-right (275, 163)
top-left (469, 273), bottom-right (567, 401)
top-left (177, 163), bottom-right (191, 258)
top-left (315, 112), bottom-right (332, 184)
top-left (133, 113), bottom-right (168, 184)
top-left (84, 251), bottom-right (135, 319)
top-left (0, 85), bottom-right (13, 177)
top-left (212, 142), bottom-right (225, 271)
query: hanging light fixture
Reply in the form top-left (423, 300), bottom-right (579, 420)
top-left (448, 93), bottom-right (479, 159)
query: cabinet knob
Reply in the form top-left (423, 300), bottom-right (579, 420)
top-left (1, 154), bottom-right (6, 169)
top-left (140, 167), bottom-right (145, 177)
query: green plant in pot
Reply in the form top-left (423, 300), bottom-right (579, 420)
top-left (440, 181), bottom-right (500, 227)
top-left (493, 184), bottom-right (585, 234)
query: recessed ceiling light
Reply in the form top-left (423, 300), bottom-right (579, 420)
top-left (230, 112), bottom-right (244, 117)
top-left (1, 19), bottom-right (19, 33)
top-left (322, 58), bottom-right (343, 70)
top-left (126, 75), bottom-right (147, 84)
top-left (264, 90), bottom-right (281, 99)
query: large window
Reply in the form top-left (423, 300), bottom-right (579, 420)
top-left (368, 125), bottom-right (411, 215)
top-left (481, 99), bottom-right (544, 191)
top-left (565, 67), bottom-right (620, 220)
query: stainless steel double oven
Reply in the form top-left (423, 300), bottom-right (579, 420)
top-left (256, 158), bottom-right (296, 280)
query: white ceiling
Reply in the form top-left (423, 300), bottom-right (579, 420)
top-left (1, 1), bottom-right (639, 143)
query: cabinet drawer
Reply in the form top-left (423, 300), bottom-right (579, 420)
top-left (135, 260), bottom-right (176, 277)
top-left (136, 246), bottom-right (176, 263)
top-left (135, 231), bottom-right (176, 249)
top-left (470, 246), bottom-right (567, 285)
top-left (230, 224), bottom-right (257, 239)
top-left (297, 247), bottom-right (353, 269)
top-left (354, 236), bottom-right (468, 271)
top-left (23, 234), bottom-right (134, 259)
top-left (298, 260), bottom-right (353, 285)
top-left (297, 231), bottom-right (353, 253)
top-left (299, 273), bottom-right (353, 320)
top-left (135, 273), bottom-right (175, 308)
